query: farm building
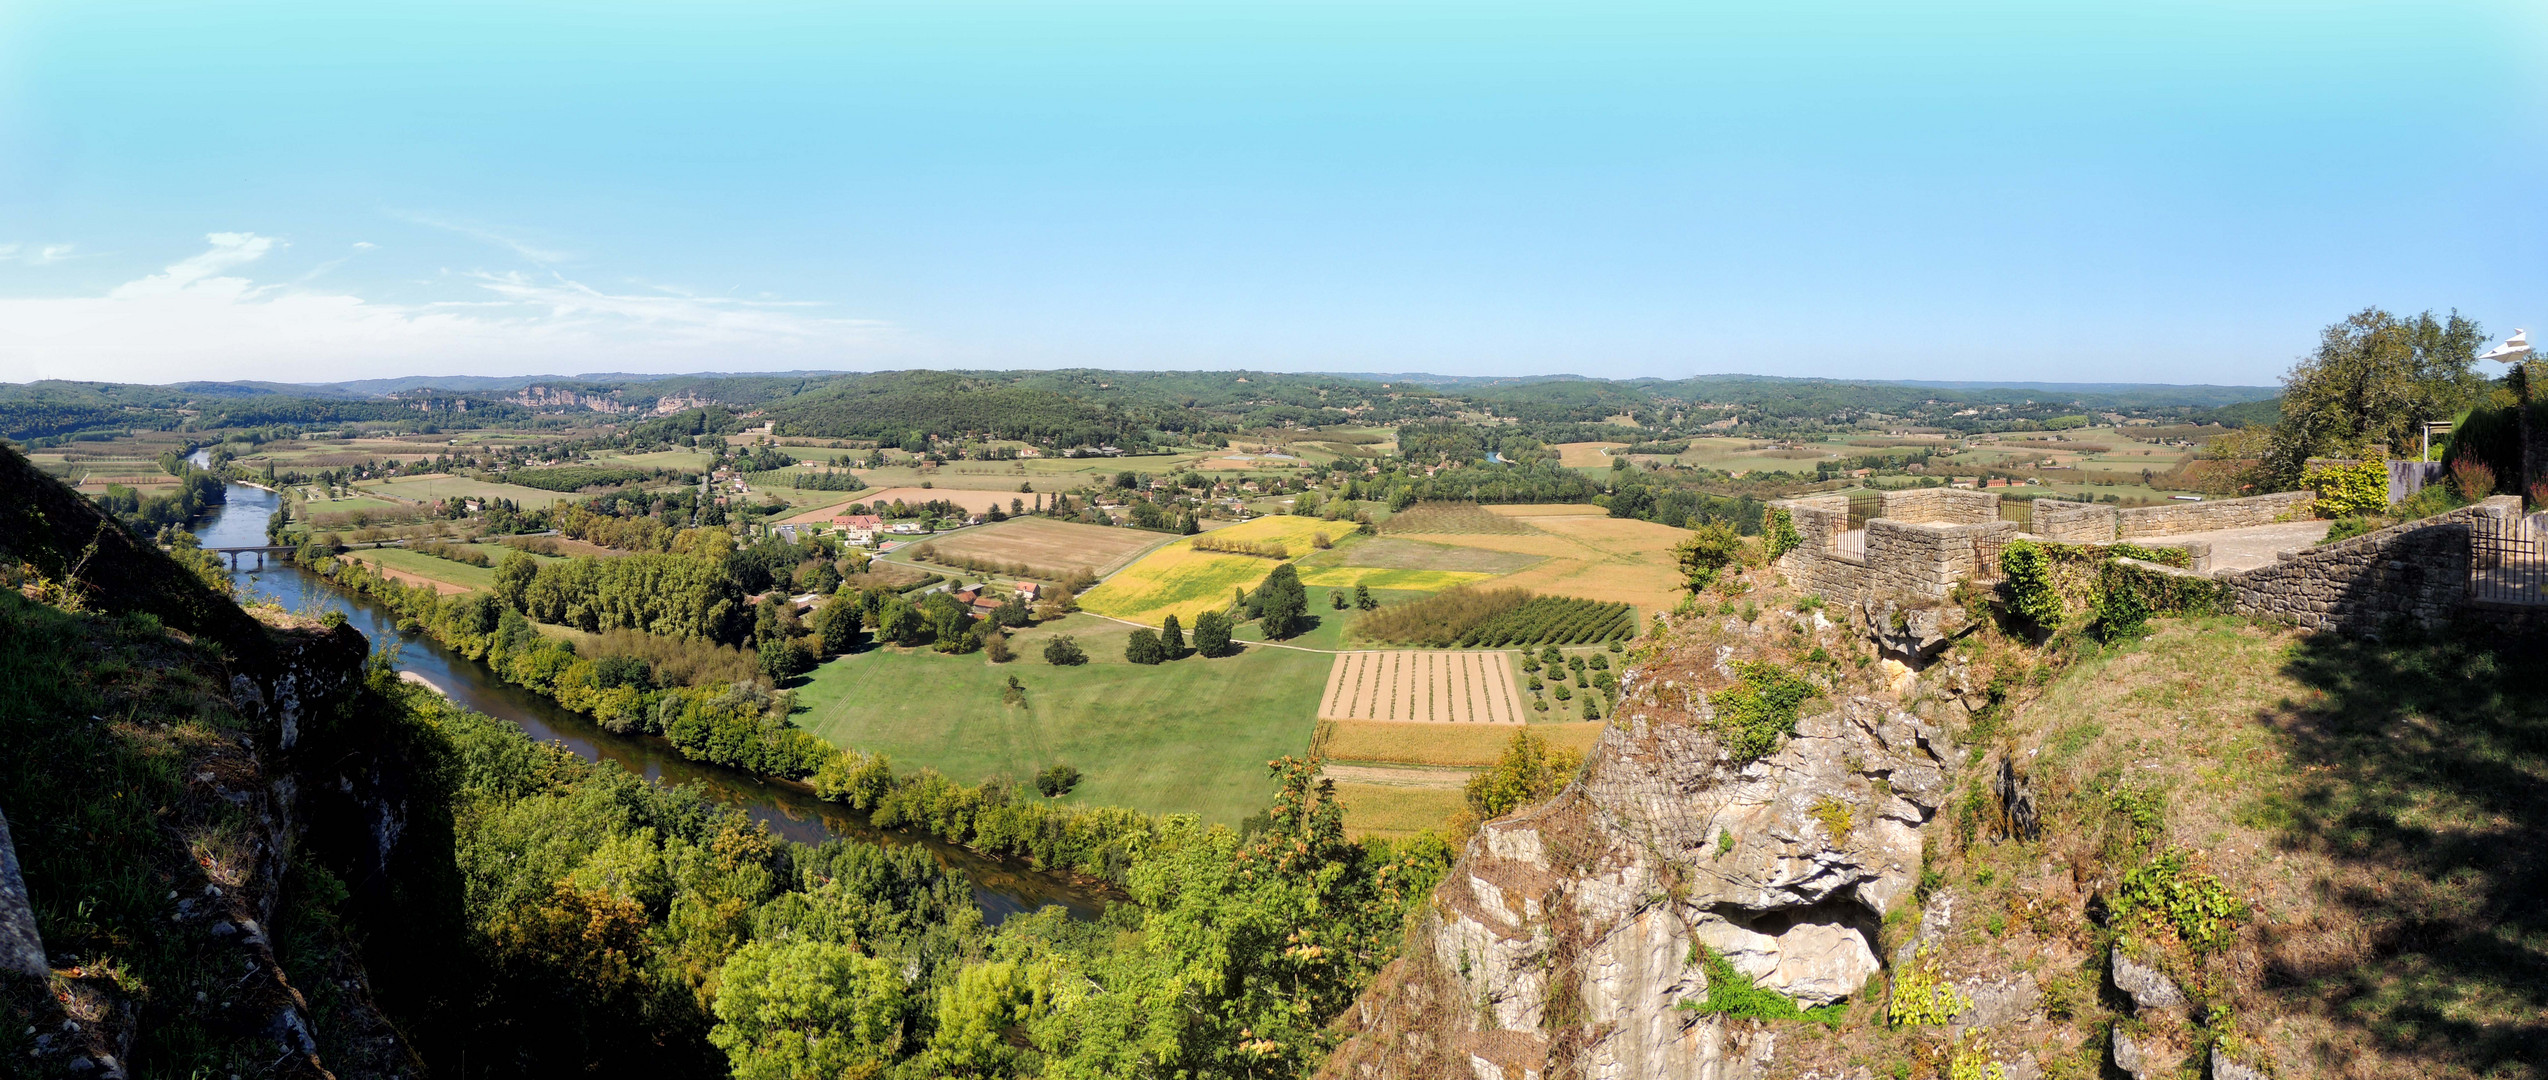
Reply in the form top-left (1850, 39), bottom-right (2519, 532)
top-left (831, 512), bottom-right (884, 543)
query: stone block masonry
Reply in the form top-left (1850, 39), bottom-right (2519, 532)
top-left (2030, 490), bottom-right (2315, 544)
top-left (1876, 488), bottom-right (2001, 525)
top-left (2220, 497), bottom-right (2520, 633)
top-left (1772, 491), bottom-right (2013, 602)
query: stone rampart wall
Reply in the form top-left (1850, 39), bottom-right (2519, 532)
top-left (2116, 490), bottom-right (2315, 539)
top-left (2030, 501), bottom-right (2118, 543)
top-left (1876, 488), bottom-right (2001, 525)
top-left (2220, 499), bottom-right (2515, 632)
top-left (1775, 494), bottom-right (2016, 602)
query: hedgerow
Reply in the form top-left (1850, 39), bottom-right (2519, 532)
top-left (502, 464), bottom-right (657, 492)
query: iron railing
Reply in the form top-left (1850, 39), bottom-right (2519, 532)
top-left (2470, 515), bottom-right (2548, 606)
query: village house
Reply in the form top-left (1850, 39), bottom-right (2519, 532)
top-left (831, 513), bottom-right (883, 544)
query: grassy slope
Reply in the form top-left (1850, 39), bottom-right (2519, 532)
top-left (1753, 616), bottom-right (2548, 1080)
top-left (2011, 619), bottom-right (2545, 1078)
top-left (790, 628), bottom-right (1329, 824)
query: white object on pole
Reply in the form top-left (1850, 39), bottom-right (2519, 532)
top-left (2480, 329), bottom-right (2530, 363)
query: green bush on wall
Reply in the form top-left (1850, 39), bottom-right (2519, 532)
top-left (2001, 538), bottom-right (2214, 639)
top-left (2304, 458), bottom-right (2390, 519)
top-left (1762, 507), bottom-right (1802, 562)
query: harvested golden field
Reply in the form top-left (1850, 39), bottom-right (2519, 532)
top-left (1378, 502), bottom-right (1529, 535)
top-left (1077, 515), bottom-right (1346, 625)
top-left (1479, 503), bottom-right (1607, 518)
top-left (1318, 718), bottom-right (1604, 767)
top-left (1313, 536), bottom-right (1543, 573)
top-left (1294, 567), bottom-right (1492, 591)
top-left (898, 517), bottom-right (1168, 579)
top-left (1552, 442), bottom-right (1627, 467)
top-left (1332, 784), bottom-right (1467, 841)
top-left (1387, 511), bottom-right (1690, 612)
top-left (1318, 650), bottom-right (1525, 724)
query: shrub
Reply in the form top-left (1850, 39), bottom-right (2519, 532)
top-left (1042, 635), bottom-right (1087, 666)
top-left (1672, 520), bottom-right (1745, 593)
top-left (1680, 945), bottom-right (1848, 1027)
top-left (1762, 507), bottom-right (1802, 562)
top-left (2305, 458), bottom-right (2389, 518)
top-left (2319, 517), bottom-right (2383, 545)
top-left (2111, 849), bottom-right (2246, 952)
top-left (2451, 456), bottom-right (2499, 499)
top-left (1463, 729), bottom-right (1585, 820)
top-left (1886, 943), bottom-right (1967, 1027)
top-left (1035, 763), bottom-right (1082, 797)
top-left (1709, 662), bottom-right (1820, 760)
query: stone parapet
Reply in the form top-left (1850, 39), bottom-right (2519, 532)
top-left (2116, 491), bottom-right (2315, 539)
top-left (1877, 488), bottom-right (2000, 526)
top-left (2031, 500), bottom-right (2120, 543)
top-left (2219, 499), bottom-right (2509, 633)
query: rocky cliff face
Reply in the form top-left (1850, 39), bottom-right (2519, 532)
top-left (1, 444), bottom-right (431, 1079)
top-left (1322, 610), bottom-right (1963, 1080)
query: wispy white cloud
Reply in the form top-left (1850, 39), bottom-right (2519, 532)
top-left (390, 211), bottom-right (575, 264)
top-left (0, 242), bottom-right (80, 265)
top-left (352, 241), bottom-right (377, 250)
top-left (0, 232), bottom-right (898, 382)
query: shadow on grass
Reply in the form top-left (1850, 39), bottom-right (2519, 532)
top-left (2268, 628), bottom-right (2548, 1076)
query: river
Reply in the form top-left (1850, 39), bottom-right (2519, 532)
top-left (188, 475), bottom-right (1104, 923)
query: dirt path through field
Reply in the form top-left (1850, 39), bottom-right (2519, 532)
top-left (1319, 764), bottom-right (1475, 789)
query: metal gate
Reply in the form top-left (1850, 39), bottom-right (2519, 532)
top-left (2471, 513), bottom-right (2548, 605)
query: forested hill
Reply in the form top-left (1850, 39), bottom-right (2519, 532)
top-left (0, 367), bottom-right (2281, 443)
top-left (760, 370), bottom-right (1192, 447)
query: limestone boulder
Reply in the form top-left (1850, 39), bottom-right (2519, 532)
top-left (2110, 947), bottom-right (2186, 1012)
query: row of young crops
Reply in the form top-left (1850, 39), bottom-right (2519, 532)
top-left (1453, 596), bottom-right (1636, 647)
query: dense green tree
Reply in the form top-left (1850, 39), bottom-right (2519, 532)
top-left (707, 939), bottom-right (908, 1080)
top-left (1354, 582), bottom-right (1376, 610)
top-left (1042, 635), bottom-right (1087, 666)
top-left (2265, 307), bottom-right (2488, 485)
top-left (1191, 610), bottom-right (1234, 657)
top-left (1125, 629), bottom-right (1166, 665)
top-left (757, 636), bottom-right (816, 682)
top-left (1256, 563), bottom-right (1310, 639)
top-left (811, 594), bottom-right (864, 655)
top-left (1158, 614), bottom-right (1187, 658)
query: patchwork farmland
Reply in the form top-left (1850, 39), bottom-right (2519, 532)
top-left (1317, 649), bottom-right (1526, 724)
top-left (897, 517), bottom-right (1171, 579)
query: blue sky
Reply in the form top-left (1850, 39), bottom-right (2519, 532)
top-left (2, 1), bottom-right (2542, 385)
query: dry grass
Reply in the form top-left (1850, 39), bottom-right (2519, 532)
top-left (1377, 514), bottom-right (1692, 612)
top-left (1551, 443), bottom-right (1627, 468)
top-left (1379, 502), bottom-right (1531, 535)
top-left (1293, 567), bottom-right (1493, 592)
top-left (1320, 718), bottom-right (1604, 767)
top-left (900, 517), bottom-right (1167, 579)
top-left (1333, 783), bottom-right (1468, 840)
top-left (1315, 536), bottom-right (1543, 574)
top-left (1477, 503), bottom-right (1610, 518)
